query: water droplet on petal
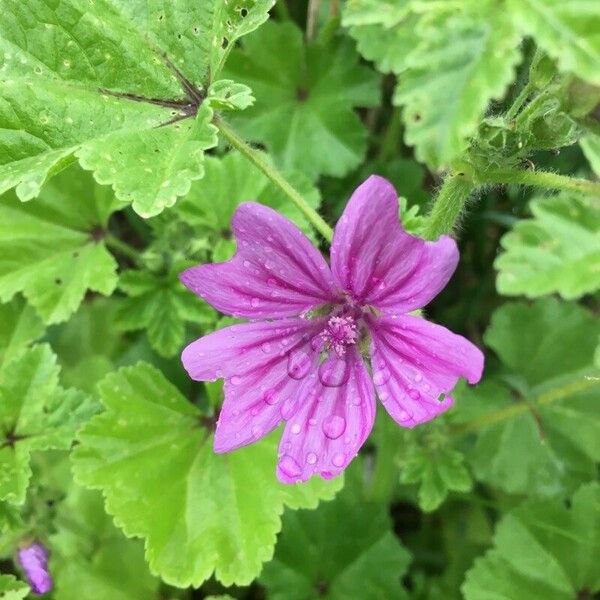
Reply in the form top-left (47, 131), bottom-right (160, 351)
top-left (332, 453), bottom-right (345, 467)
top-left (251, 407), bottom-right (259, 416)
top-left (423, 383), bottom-right (431, 392)
top-left (398, 410), bottom-right (410, 421)
top-left (308, 417), bottom-right (317, 426)
top-left (408, 389), bottom-right (420, 400)
top-left (291, 423), bottom-right (301, 434)
top-left (251, 425), bottom-right (262, 438)
top-left (261, 342), bottom-right (272, 353)
top-left (318, 356), bottom-right (350, 388)
top-left (243, 260), bottom-right (251, 268)
top-left (322, 415), bottom-right (345, 439)
top-left (306, 452), bottom-right (317, 465)
top-left (230, 375), bottom-right (242, 385)
top-left (287, 348), bottom-right (311, 380)
top-left (251, 298), bottom-right (260, 308)
top-left (263, 390), bottom-right (278, 405)
top-left (414, 372), bottom-right (423, 382)
top-left (372, 367), bottom-right (391, 386)
top-left (279, 455), bottom-right (302, 478)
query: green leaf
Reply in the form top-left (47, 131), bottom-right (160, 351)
top-left (0, 297), bottom-right (45, 367)
top-left (0, 344), bottom-right (96, 505)
top-left (581, 134), bottom-right (600, 177)
top-left (508, 0), bottom-right (600, 85)
top-left (400, 446), bottom-right (472, 513)
top-left (261, 465), bottom-right (411, 600)
top-left (0, 575), bottom-right (29, 600)
top-left (0, 167), bottom-right (119, 324)
top-left (72, 362), bottom-right (342, 588)
top-left (453, 299), bottom-right (600, 496)
top-left (176, 151), bottom-right (322, 244)
top-left (495, 192), bottom-right (600, 299)
top-left (462, 482), bottom-right (600, 599)
top-left (224, 21), bottom-right (380, 180)
top-left (116, 264), bottom-right (216, 358)
top-left (208, 80), bottom-right (255, 111)
top-left (0, 0), bottom-right (273, 215)
top-left (51, 485), bottom-right (160, 600)
top-left (394, 5), bottom-right (522, 168)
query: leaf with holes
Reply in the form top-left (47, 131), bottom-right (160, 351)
top-left (115, 264), bottom-right (217, 358)
top-left (72, 363), bottom-right (342, 588)
top-left (495, 193), bottom-right (600, 300)
top-left (0, 0), bottom-right (274, 216)
top-left (452, 299), bottom-right (600, 496)
top-left (508, 0), bottom-right (600, 85)
top-left (224, 21), bottom-right (380, 180)
top-left (394, 5), bottom-right (522, 168)
top-left (462, 482), bottom-right (600, 599)
top-left (0, 575), bottom-right (29, 600)
top-left (260, 465), bottom-right (412, 600)
top-left (0, 344), bottom-right (97, 505)
top-left (0, 166), bottom-right (119, 324)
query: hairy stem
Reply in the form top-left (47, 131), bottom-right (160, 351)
top-left (216, 118), bottom-right (334, 242)
top-left (477, 168), bottom-right (600, 197)
top-left (421, 173), bottom-right (475, 240)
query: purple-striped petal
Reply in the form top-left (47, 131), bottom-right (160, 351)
top-left (330, 175), bottom-right (458, 313)
top-left (181, 202), bottom-right (337, 319)
top-left (182, 318), bottom-right (326, 452)
top-left (276, 348), bottom-right (376, 483)
top-left (366, 314), bottom-right (484, 428)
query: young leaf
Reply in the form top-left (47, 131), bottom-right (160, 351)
top-left (462, 482), bottom-right (600, 599)
top-left (51, 486), bottom-right (160, 600)
top-left (72, 363), bottom-right (342, 588)
top-left (400, 446), bottom-right (472, 513)
top-left (224, 21), bottom-right (380, 180)
top-left (0, 0), bottom-right (274, 215)
top-left (581, 134), bottom-right (600, 177)
top-left (116, 264), bottom-right (217, 358)
top-left (0, 574), bottom-right (29, 600)
top-left (260, 465), bottom-right (412, 600)
top-left (0, 167), bottom-right (119, 324)
top-left (0, 345), bottom-right (96, 505)
top-left (0, 297), bottom-right (45, 367)
top-left (395, 6), bottom-right (522, 168)
top-left (175, 151), bottom-right (322, 243)
top-left (508, 0), bottom-right (600, 85)
top-left (453, 299), bottom-right (600, 496)
top-left (495, 193), bottom-right (600, 299)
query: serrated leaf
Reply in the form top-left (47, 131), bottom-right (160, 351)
top-left (394, 6), bottom-right (522, 168)
top-left (400, 446), bottom-right (472, 512)
top-left (0, 0), bottom-right (273, 215)
top-left (116, 264), bottom-right (216, 358)
top-left (72, 362), bottom-right (342, 588)
top-left (453, 299), bottom-right (600, 496)
top-left (175, 151), bottom-right (322, 244)
top-left (224, 21), bottom-right (380, 180)
top-left (261, 465), bottom-right (411, 599)
top-left (0, 297), bottom-right (45, 367)
top-left (462, 482), bottom-right (600, 599)
top-left (0, 575), bottom-right (29, 600)
top-left (0, 345), bottom-right (96, 505)
top-left (208, 80), bottom-right (255, 111)
top-left (0, 167), bottom-right (119, 324)
top-left (51, 485), bottom-right (160, 600)
top-left (495, 192), bottom-right (600, 299)
top-left (508, 0), bottom-right (600, 85)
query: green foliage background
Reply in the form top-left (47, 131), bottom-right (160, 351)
top-left (0, 0), bottom-right (599, 598)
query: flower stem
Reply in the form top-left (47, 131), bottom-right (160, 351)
top-left (105, 233), bottom-right (141, 265)
top-left (216, 117), bottom-right (334, 242)
top-left (421, 172), bottom-right (475, 240)
top-left (476, 168), bottom-right (600, 197)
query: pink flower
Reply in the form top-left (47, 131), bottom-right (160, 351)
top-left (181, 176), bottom-right (483, 483)
top-left (17, 542), bottom-right (52, 595)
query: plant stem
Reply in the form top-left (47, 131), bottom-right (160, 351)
top-left (216, 118), bottom-right (334, 242)
top-left (105, 233), bottom-right (141, 265)
top-left (421, 172), bottom-right (475, 240)
top-left (476, 168), bottom-right (600, 197)
top-left (506, 81), bottom-right (534, 120)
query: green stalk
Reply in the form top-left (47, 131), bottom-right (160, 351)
top-left (105, 233), bottom-right (141, 265)
top-left (216, 118), bottom-right (334, 242)
top-left (421, 172), bottom-right (476, 240)
top-left (476, 168), bottom-right (600, 197)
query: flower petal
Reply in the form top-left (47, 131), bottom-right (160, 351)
top-left (181, 202), bottom-right (337, 319)
top-left (276, 348), bottom-right (376, 484)
top-left (366, 314), bottom-right (484, 428)
top-left (330, 175), bottom-right (458, 313)
top-left (182, 318), bottom-right (326, 452)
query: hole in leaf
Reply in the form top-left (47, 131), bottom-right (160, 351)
top-left (221, 37), bottom-right (229, 49)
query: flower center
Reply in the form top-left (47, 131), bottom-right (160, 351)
top-left (320, 315), bottom-right (358, 358)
